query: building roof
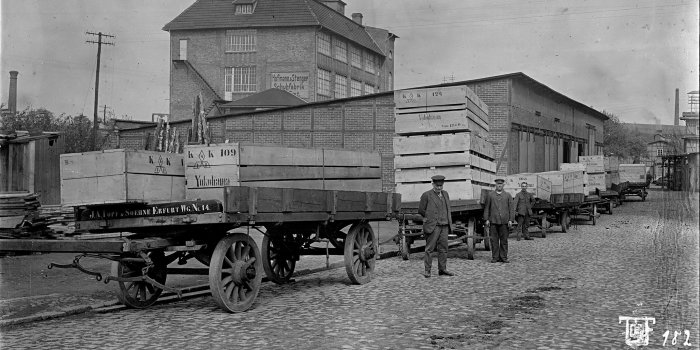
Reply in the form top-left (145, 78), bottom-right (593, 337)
top-left (219, 88), bottom-right (307, 108)
top-left (163, 0), bottom-right (385, 55)
top-left (426, 72), bottom-right (610, 122)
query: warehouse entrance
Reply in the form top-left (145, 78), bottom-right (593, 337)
top-left (563, 140), bottom-right (571, 163)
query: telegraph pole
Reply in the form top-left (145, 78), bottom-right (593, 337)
top-left (86, 31), bottom-right (115, 149)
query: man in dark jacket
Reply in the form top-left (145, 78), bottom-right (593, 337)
top-left (513, 182), bottom-right (535, 241)
top-left (418, 175), bottom-right (455, 278)
top-left (483, 178), bottom-right (515, 263)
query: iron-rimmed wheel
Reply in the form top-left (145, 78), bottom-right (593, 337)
top-left (209, 233), bottom-right (263, 313)
top-left (559, 212), bottom-right (569, 233)
top-left (607, 202), bottom-right (613, 215)
top-left (262, 228), bottom-right (297, 284)
top-left (540, 217), bottom-right (547, 238)
top-left (399, 233), bottom-right (411, 260)
top-left (344, 222), bottom-right (376, 284)
top-left (112, 250), bottom-right (167, 309)
top-left (591, 204), bottom-right (597, 225)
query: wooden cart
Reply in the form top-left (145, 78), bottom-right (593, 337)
top-left (396, 199), bottom-right (488, 261)
top-left (531, 193), bottom-right (609, 236)
top-left (0, 186), bottom-right (400, 313)
top-left (617, 181), bottom-right (648, 202)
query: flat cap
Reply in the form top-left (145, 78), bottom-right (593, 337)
top-left (494, 178), bottom-right (505, 184)
top-left (431, 175), bottom-right (446, 182)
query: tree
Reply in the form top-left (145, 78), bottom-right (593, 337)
top-left (0, 107), bottom-right (102, 153)
top-left (602, 111), bottom-right (647, 161)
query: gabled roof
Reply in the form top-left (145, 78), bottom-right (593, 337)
top-left (163, 0), bottom-right (385, 55)
top-left (219, 88), bottom-right (307, 108)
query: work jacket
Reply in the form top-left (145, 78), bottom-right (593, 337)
top-left (513, 190), bottom-right (534, 216)
top-left (418, 189), bottom-right (453, 234)
top-left (482, 190), bottom-right (514, 225)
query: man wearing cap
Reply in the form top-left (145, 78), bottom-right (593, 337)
top-left (418, 175), bottom-right (455, 278)
top-left (513, 182), bottom-right (535, 241)
top-left (483, 178), bottom-right (516, 263)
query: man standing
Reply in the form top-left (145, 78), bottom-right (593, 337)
top-left (483, 178), bottom-right (515, 263)
top-left (418, 175), bottom-right (455, 278)
top-left (513, 182), bottom-right (535, 241)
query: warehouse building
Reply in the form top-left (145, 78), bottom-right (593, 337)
top-left (163, 0), bottom-right (397, 122)
top-left (115, 72), bottom-right (608, 191)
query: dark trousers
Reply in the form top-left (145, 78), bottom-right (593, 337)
top-left (424, 225), bottom-right (449, 272)
top-left (489, 224), bottom-right (509, 261)
top-left (516, 214), bottom-right (531, 239)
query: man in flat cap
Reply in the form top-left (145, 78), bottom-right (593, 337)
top-left (483, 178), bottom-right (516, 263)
top-left (513, 181), bottom-right (535, 241)
top-left (418, 175), bottom-right (455, 278)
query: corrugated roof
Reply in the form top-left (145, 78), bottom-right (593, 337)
top-left (219, 88), bottom-right (307, 108)
top-left (163, 0), bottom-right (384, 55)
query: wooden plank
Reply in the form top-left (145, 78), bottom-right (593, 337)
top-left (395, 181), bottom-right (481, 202)
top-left (335, 191), bottom-right (386, 212)
top-left (239, 180), bottom-right (324, 190)
top-left (394, 110), bottom-right (487, 135)
top-left (586, 173), bottom-right (606, 192)
top-left (395, 166), bottom-right (475, 183)
top-left (323, 149), bottom-right (381, 167)
top-left (0, 239), bottom-right (127, 253)
top-left (323, 167), bottom-right (381, 179)
top-left (579, 155), bottom-right (605, 173)
top-left (467, 99), bottom-right (489, 125)
top-left (239, 166), bottom-right (322, 181)
top-left (126, 173), bottom-right (185, 203)
top-left (395, 152), bottom-right (473, 169)
top-left (465, 86), bottom-right (489, 115)
top-left (124, 150), bottom-right (185, 175)
top-left (61, 175), bottom-right (127, 206)
top-left (186, 165), bottom-right (240, 189)
top-left (324, 179), bottom-right (383, 192)
top-left (393, 133), bottom-right (471, 155)
top-left (184, 144), bottom-right (240, 167)
top-left (187, 187), bottom-right (226, 202)
top-left (224, 187), bottom-right (389, 214)
top-left (239, 144), bottom-right (323, 166)
top-left (60, 150), bottom-right (125, 179)
top-left (394, 88), bottom-right (428, 108)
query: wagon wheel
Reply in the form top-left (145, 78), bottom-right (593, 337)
top-left (559, 212), bottom-right (569, 233)
top-left (399, 233), bottom-right (411, 261)
top-left (465, 218), bottom-right (476, 259)
top-left (607, 202), bottom-right (613, 215)
top-left (262, 229), bottom-right (297, 284)
top-left (344, 222), bottom-right (376, 284)
top-left (112, 250), bottom-right (167, 309)
top-left (540, 217), bottom-right (547, 238)
top-left (209, 233), bottom-right (263, 313)
top-left (591, 204), bottom-right (597, 226)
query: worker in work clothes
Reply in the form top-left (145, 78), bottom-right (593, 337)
top-left (418, 175), bottom-right (455, 278)
top-left (513, 182), bottom-right (535, 241)
top-left (483, 178), bottom-right (515, 263)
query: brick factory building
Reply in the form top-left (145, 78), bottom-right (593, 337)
top-left (113, 72), bottom-right (608, 191)
top-left (163, 0), bottom-right (397, 122)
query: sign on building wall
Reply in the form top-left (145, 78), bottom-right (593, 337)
top-left (270, 72), bottom-right (310, 99)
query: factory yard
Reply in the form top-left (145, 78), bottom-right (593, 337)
top-left (0, 189), bottom-right (697, 349)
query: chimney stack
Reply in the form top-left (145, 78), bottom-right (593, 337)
top-left (321, 0), bottom-right (346, 15)
top-left (674, 88), bottom-right (680, 126)
top-left (8, 71), bottom-right (18, 114)
top-left (351, 13), bottom-right (363, 25)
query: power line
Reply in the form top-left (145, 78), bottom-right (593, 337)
top-left (86, 31), bottom-right (115, 149)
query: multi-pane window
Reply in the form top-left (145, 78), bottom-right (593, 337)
top-left (317, 32), bottom-right (331, 56)
top-left (235, 4), bottom-right (254, 14)
top-left (657, 149), bottom-right (663, 156)
top-left (317, 68), bottom-right (331, 96)
top-left (226, 30), bottom-right (256, 52)
top-left (364, 53), bottom-right (376, 74)
top-left (364, 83), bottom-right (375, 95)
top-left (350, 45), bottom-right (362, 68)
top-left (350, 79), bottom-right (362, 97)
top-left (334, 38), bottom-right (347, 63)
top-left (335, 75), bottom-right (347, 98)
top-left (225, 67), bottom-right (257, 97)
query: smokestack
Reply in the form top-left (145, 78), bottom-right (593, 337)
top-left (8, 71), bottom-right (18, 114)
top-left (674, 88), bottom-right (679, 126)
top-left (351, 13), bottom-right (363, 25)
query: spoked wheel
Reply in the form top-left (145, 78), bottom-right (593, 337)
top-left (344, 222), bottom-right (376, 284)
top-left (209, 233), bottom-right (263, 313)
top-left (112, 250), bottom-right (167, 309)
top-left (262, 228), bottom-right (298, 284)
top-left (399, 233), bottom-right (411, 261)
top-left (591, 205), bottom-right (597, 225)
top-left (559, 212), bottom-right (569, 233)
top-left (607, 202), bottom-right (613, 215)
top-left (540, 217), bottom-right (547, 238)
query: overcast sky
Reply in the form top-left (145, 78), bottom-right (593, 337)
top-left (1, 0), bottom-right (698, 124)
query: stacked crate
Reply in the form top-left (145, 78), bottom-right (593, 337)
top-left (579, 155), bottom-right (606, 194)
top-left (619, 164), bottom-right (647, 185)
top-left (504, 173), bottom-right (552, 201)
top-left (184, 143), bottom-right (382, 202)
top-left (604, 156), bottom-right (620, 187)
top-left (538, 170), bottom-right (586, 195)
top-left (393, 85), bottom-right (495, 202)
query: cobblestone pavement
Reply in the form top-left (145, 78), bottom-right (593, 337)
top-left (0, 190), bottom-right (698, 349)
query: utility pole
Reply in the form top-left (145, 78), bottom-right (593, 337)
top-left (100, 105), bottom-right (111, 123)
top-left (86, 31), bottom-right (115, 150)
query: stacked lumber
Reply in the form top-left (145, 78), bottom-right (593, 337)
top-left (0, 193), bottom-right (55, 238)
top-left (504, 174), bottom-right (552, 201)
top-left (579, 155), bottom-right (607, 194)
top-left (619, 164), bottom-right (647, 185)
top-left (393, 85), bottom-right (495, 203)
top-left (538, 170), bottom-right (586, 195)
top-left (604, 156), bottom-right (620, 188)
top-left (184, 143), bottom-right (382, 202)
top-left (40, 205), bottom-right (76, 235)
top-left (61, 149), bottom-right (186, 206)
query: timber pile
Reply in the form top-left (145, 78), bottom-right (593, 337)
top-left (393, 85), bottom-right (496, 202)
top-left (40, 205), bottom-right (76, 235)
top-left (184, 143), bottom-right (383, 202)
top-left (0, 193), bottom-right (56, 238)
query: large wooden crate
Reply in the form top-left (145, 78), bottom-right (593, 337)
top-left (60, 149), bottom-right (185, 206)
top-left (578, 155), bottom-right (605, 173)
top-left (605, 171), bottom-right (620, 188)
top-left (185, 144), bottom-right (382, 201)
top-left (395, 181), bottom-right (491, 203)
top-left (604, 156), bottom-right (620, 172)
top-left (619, 164), bottom-right (647, 184)
top-left (504, 173), bottom-right (552, 201)
top-left (538, 170), bottom-right (586, 195)
top-left (586, 173), bottom-right (607, 193)
top-left (393, 132), bottom-right (496, 160)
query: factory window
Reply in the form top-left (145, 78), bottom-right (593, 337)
top-left (235, 4), bottom-right (254, 14)
top-left (364, 83), bottom-right (375, 95)
top-left (317, 68), bottom-right (331, 97)
top-left (350, 79), bottom-right (362, 97)
top-left (657, 149), bottom-right (663, 156)
top-left (225, 66), bottom-right (257, 98)
top-left (334, 38), bottom-right (347, 63)
top-left (364, 53), bottom-right (376, 74)
top-left (334, 75), bottom-right (347, 99)
top-left (317, 32), bottom-right (331, 57)
top-left (350, 45), bottom-right (362, 68)
top-left (226, 30), bottom-right (256, 52)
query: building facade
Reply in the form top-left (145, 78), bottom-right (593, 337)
top-left (163, 0), bottom-right (396, 122)
top-left (681, 90), bottom-right (699, 154)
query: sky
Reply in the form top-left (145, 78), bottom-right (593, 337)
top-left (1, 0), bottom-right (698, 124)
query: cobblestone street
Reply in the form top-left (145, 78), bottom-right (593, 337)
top-left (1, 190), bottom-right (698, 350)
